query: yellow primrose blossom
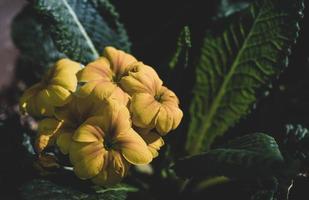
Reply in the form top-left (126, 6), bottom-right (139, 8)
top-left (77, 46), bottom-right (137, 104)
top-left (121, 62), bottom-right (183, 134)
top-left (135, 127), bottom-right (164, 158)
top-left (19, 59), bottom-right (82, 117)
top-left (69, 99), bottom-right (152, 186)
top-left (54, 94), bottom-right (106, 154)
top-left (120, 62), bottom-right (163, 96)
top-left (35, 94), bottom-right (105, 154)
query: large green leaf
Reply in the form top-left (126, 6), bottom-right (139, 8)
top-left (174, 133), bottom-right (284, 179)
top-left (186, 0), bottom-right (304, 154)
top-left (33, 0), bottom-right (131, 64)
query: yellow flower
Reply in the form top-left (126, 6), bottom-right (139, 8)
top-left (77, 47), bottom-right (137, 104)
top-left (54, 94), bottom-right (105, 154)
top-left (119, 62), bottom-right (183, 134)
top-left (69, 99), bottom-right (152, 186)
top-left (120, 62), bottom-right (163, 96)
top-left (35, 94), bottom-right (105, 154)
top-left (135, 127), bottom-right (164, 158)
top-left (19, 59), bottom-right (82, 117)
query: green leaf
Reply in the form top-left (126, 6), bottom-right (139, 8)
top-left (20, 179), bottom-right (137, 200)
top-left (33, 0), bottom-right (131, 64)
top-left (11, 5), bottom-right (64, 82)
top-left (217, 0), bottom-right (252, 18)
top-left (283, 124), bottom-right (309, 165)
top-left (175, 133), bottom-right (284, 179)
top-left (169, 26), bottom-right (192, 70)
top-left (186, 0), bottom-right (304, 154)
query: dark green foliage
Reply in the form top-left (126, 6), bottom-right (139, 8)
top-left (186, 0), bottom-right (304, 153)
top-left (20, 179), bottom-right (137, 200)
top-left (11, 5), bottom-right (64, 83)
top-left (169, 26), bottom-right (192, 70)
top-left (32, 0), bottom-right (131, 64)
top-left (250, 178), bottom-right (278, 200)
top-left (174, 133), bottom-right (284, 179)
top-left (282, 124), bottom-right (309, 165)
top-left (217, 0), bottom-right (252, 18)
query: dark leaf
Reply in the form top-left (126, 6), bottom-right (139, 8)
top-left (186, 0), bottom-right (304, 153)
top-left (175, 133), bottom-right (284, 179)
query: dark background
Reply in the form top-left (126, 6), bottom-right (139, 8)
top-left (0, 0), bottom-right (308, 199)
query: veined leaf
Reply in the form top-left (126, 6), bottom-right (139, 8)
top-left (33, 0), bottom-right (131, 64)
top-left (186, 0), bottom-right (304, 154)
top-left (175, 133), bottom-right (284, 179)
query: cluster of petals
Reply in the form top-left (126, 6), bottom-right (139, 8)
top-left (19, 46), bottom-right (182, 186)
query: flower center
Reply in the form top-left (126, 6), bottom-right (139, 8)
top-left (155, 93), bottom-right (164, 102)
top-left (112, 74), bottom-right (121, 84)
top-left (103, 137), bottom-right (115, 151)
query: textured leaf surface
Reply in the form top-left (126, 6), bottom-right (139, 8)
top-left (11, 5), bottom-right (64, 82)
top-left (20, 179), bottom-right (136, 200)
top-left (33, 0), bottom-right (131, 64)
top-left (186, 0), bottom-right (304, 154)
top-left (175, 133), bottom-right (284, 179)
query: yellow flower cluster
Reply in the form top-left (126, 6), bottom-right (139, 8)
top-left (19, 47), bottom-right (183, 186)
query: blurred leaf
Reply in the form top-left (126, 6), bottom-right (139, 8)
top-left (20, 179), bottom-right (137, 200)
top-left (175, 133), bottom-right (284, 179)
top-left (11, 5), bottom-right (64, 83)
top-left (32, 0), bottom-right (131, 64)
top-left (186, 0), bottom-right (304, 154)
top-left (217, 0), bottom-right (252, 18)
top-left (169, 26), bottom-right (191, 70)
top-left (282, 124), bottom-right (309, 166)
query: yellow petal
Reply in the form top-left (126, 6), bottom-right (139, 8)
top-left (130, 93), bottom-right (160, 128)
top-left (76, 80), bottom-right (99, 98)
top-left (104, 46), bottom-right (137, 77)
top-left (91, 150), bottom-right (129, 186)
top-left (77, 57), bottom-right (112, 82)
top-left (69, 141), bottom-right (105, 179)
top-left (137, 128), bottom-right (164, 158)
top-left (91, 81), bottom-right (117, 101)
top-left (19, 83), bottom-right (53, 117)
top-left (56, 128), bottom-right (74, 154)
top-left (120, 63), bottom-right (162, 96)
top-left (159, 86), bottom-right (180, 106)
top-left (117, 128), bottom-right (153, 165)
top-left (36, 118), bottom-right (62, 153)
top-left (109, 86), bottom-right (130, 105)
top-left (19, 83), bottom-right (42, 114)
top-left (155, 106), bottom-right (173, 134)
top-left (156, 105), bottom-right (183, 135)
top-left (50, 58), bottom-right (81, 92)
top-left (101, 99), bottom-right (131, 136)
top-left (73, 122), bottom-right (104, 143)
top-left (35, 89), bottom-right (54, 116)
top-left (46, 85), bottom-right (71, 106)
